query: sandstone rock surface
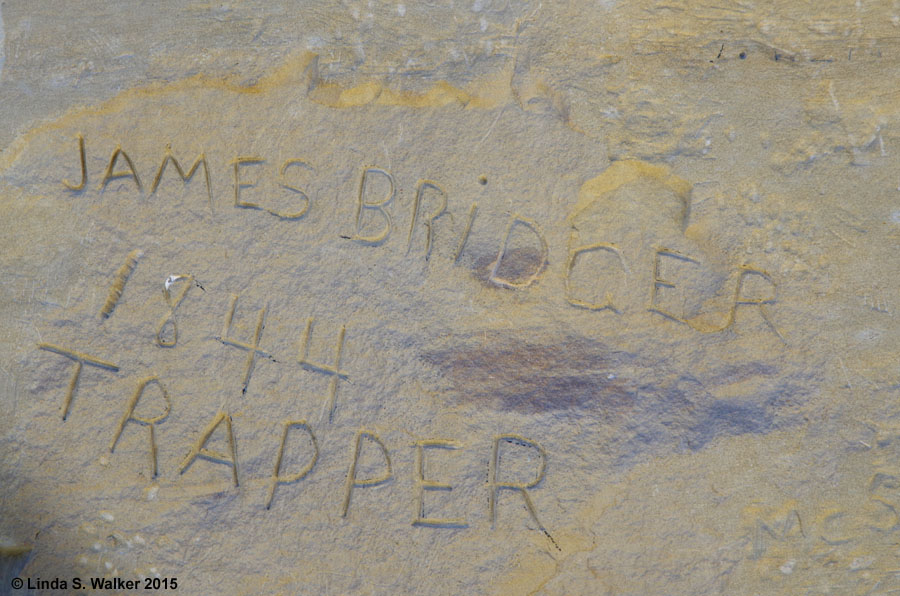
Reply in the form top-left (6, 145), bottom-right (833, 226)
top-left (2, 2), bottom-right (899, 594)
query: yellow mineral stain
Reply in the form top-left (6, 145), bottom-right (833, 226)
top-left (568, 159), bottom-right (693, 226)
top-left (334, 81), bottom-right (383, 107)
top-left (0, 50), bottom-right (526, 172)
top-left (377, 81), bottom-right (469, 108)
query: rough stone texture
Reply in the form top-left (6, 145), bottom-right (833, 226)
top-left (1, 2), bottom-right (899, 595)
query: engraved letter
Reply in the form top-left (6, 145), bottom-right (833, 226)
top-left (156, 275), bottom-right (195, 347)
top-left (413, 440), bottom-right (467, 528)
top-left (352, 167), bottom-right (395, 245)
top-left (297, 318), bottom-right (348, 423)
top-left (276, 159), bottom-right (313, 219)
top-left (217, 294), bottom-right (270, 394)
top-left (565, 241), bottom-right (625, 312)
top-left (98, 145), bottom-right (142, 192)
top-left (648, 247), bottom-right (699, 324)
top-left (100, 249), bottom-right (142, 319)
top-left (151, 145), bottom-right (213, 213)
top-left (406, 180), bottom-right (449, 260)
top-left (178, 411), bottom-right (239, 487)
top-left (232, 156), bottom-right (265, 211)
top-left (489, 434), bottom-right (547, 531)
top-left (453, 202), bottom-right (478, 262)
top-left (749, 506), bottom-right (802, 559)
top-left (265, 420), bottom-right (319, 509)
top-left (341, 430), bottom-right (392, 517)
top-left (732, 266), bottom-right (786, 343)
top-left (489, 215), bottom-right (549, 289)
top-left (819, 509), bottom-right (852, 546)
top-left (63, 134), bottom-right (87, 191)
top-left (38, 343), bottom-right (119, 420)
top-left (109, 377), bottom-right (171, 477)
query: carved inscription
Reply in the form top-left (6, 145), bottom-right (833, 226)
top-left (738, 487), bottom-right (900, 587)
top-left (26, 134), bottom-right (812, 545)
top-left (232, 157), bottom-right (311, 219)
top-left (746, 501), bottom-right (804, 560)
top-left (278, 159), bottom-right (313, 219)
top-left (732, 266), bottom-right (786, 343)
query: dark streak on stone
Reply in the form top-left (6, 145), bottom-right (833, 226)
top-left (422, 332), bottom-right (800, 458)
top-left (422, 334), bottom-right (633, 413)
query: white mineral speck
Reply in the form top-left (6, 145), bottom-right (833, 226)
top-left (164, 274), bottom-right (186, 291)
